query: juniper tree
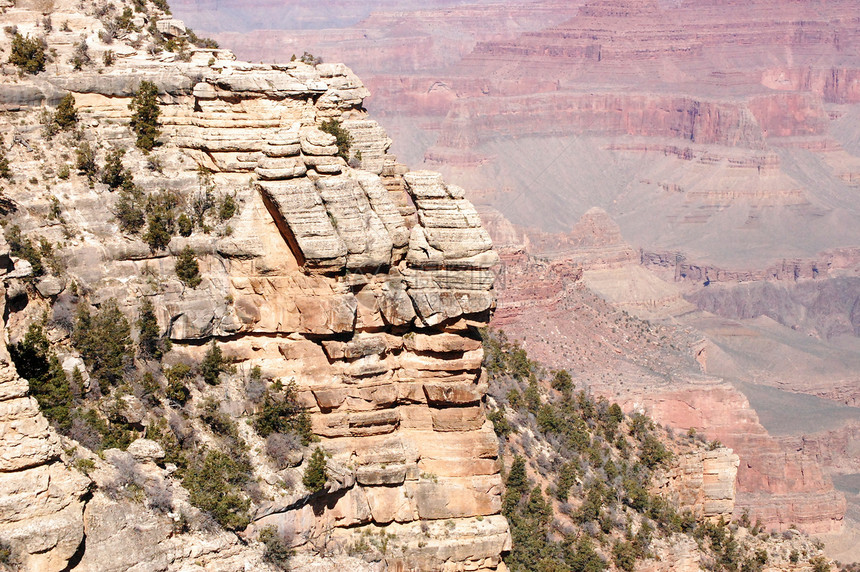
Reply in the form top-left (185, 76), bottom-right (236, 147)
top-left (129, 80), bottom-right (161, 151)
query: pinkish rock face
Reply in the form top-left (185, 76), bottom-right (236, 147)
top-left (174, 0), bottom-right (860, 549)
top-left (174, 0), bottom-right (860, 264)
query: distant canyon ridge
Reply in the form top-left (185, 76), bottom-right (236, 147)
top-left (172, 0), bottom-right (860, 560)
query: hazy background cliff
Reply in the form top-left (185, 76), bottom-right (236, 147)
top-left (170, 0), bottom-right (860, 562)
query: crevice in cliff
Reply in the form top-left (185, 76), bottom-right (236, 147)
top-left (257, 184), bottom-right (307, 268)
top-left (60, 528), bottom-right (87, 571)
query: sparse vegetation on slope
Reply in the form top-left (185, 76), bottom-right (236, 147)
top-left (482, 329), bottom-right (833, 572)
top-left (8, 33), bottom-right (46, 74)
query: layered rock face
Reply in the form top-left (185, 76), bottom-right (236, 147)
top-left (640, 383), bottom-right (847, 535)
top-left (0, 284), bottom-right (89, 571)
top-left (0, 4), bottom-right (508, 569)
top-left (657, 446), bottom-right (739, 520)
top-left (488, 246), bottom-right (848, 535)
top-left (660, 447), bottom-right (740, 518)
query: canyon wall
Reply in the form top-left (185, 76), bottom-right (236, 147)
top-left (0, 283), bottom-right (89, 570)
top-left (0, 4), bottom-right (510, 568)
top-left (489, 242), bottom-right (848, 535)
top-left (639, 383), bottom-right (846, 535)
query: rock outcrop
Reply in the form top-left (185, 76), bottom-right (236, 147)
top-left (0, 285), bottom-right (89, 570)
top-left (0, 2), bottom-right (507, 569)
top-left (638, 383), bottom-right (846, 534)
top-left (657, 446), bottom-right (739, 520)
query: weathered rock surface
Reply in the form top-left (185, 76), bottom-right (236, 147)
top-left (0, 283), bottom-right (90, 570)
top-left (639, 383), bottom-right (847, 534)
top-left (658, 447), bottom-right (739, 519)
top-left (0, 2), bottom-right (507, 570)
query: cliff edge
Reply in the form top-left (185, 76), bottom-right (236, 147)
top-left (0, 0), bottom-right (507, 569)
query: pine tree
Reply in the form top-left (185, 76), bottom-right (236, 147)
top-left (8, 33), bottom-right (46, 74)
top-left (137, 298), bottom-right (162, 359)
top-left (199, 341), bottom-right (225, 385)
top-left (129, 80), bottom-right (161, 151)
top-left (53, 93), bottom-right (78, 130)
top-left (174, 245), bottom-right (201, 287)
top-left (72, 299), bottom-right (131, 387)
top-left (302, 448), bottom-right (328, 493)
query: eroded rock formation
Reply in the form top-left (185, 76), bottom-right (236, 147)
top-left (0, 285), bottom-right (89, 571)
top-left (0, 3), bottom-right (508, 569)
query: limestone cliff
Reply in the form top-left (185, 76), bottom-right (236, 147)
top-left (0, 1), bottom-right (508, 569)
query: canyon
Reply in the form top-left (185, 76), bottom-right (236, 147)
top-left (0, 2), bottom-right (800, 570)
top-left (0, 1), bottom-right (509, 568)
top-left (169, 0), bottom-right (860, 558)
top-left (0, 0), bottom-right (854, 568)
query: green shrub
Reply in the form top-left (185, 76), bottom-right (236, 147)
top-left (639, 434), bottom-right (671, 469)
top-left (555, 460), bottom-right (579, 501)
top-left (5, 225), bottom-right (44, 276)
top-left (487, 407), bottom-right (513, 437)
top-left (75, 141), bottom-right (98, 182)
top-left (193, 167), bottom-right (216, 227)
top-left (177, 213), bottom-right (193, 236)
top-left (129, 80), bottom-right (161, 151)
top-left (101, 148), bottom-right (134, 191)
top-left (503, 456), bottom-right (528, 516)
top-left (259, 525), bottom-right (292, 570)
top-left (143, 192), bottom-right (178, 252)
top-left (0, 538), bottom-right (15, 566)
top-left (79, 408), bottom-right (135, 451)
top-left (811, 556), bottom-right (831, 572)
top-left (115, 186), bottom-right (145, 233)
top-left (0, 147), bottom-right (10, 180)
top-left (175, 245), bottom-right (202, 287)
top-left (551, 369), bottom-right (573, 393)
top-left (9, 322), bottom-right (74, 430)
top-left (612, 540), bottom-right (637, 572)
top-left (319, 119), bottom-right (352, 161)
top-left (524, 382), bottom-right (541, 414)
top-left (298, 51), bottom-right (322, 65)
top-left (54, 93), bottom-right (78, 130)
top-left (137, 298), bottom-right (162, 359)
top-left (199, 340), bottom-right (228, 384)
top-left (182, 449), bottom-right (251, 530)
top-left (9, 33), bottom-right (46, 74)
top-left (253, 381), bottom-right (312, 444)
top-left (72, 299), bottom-right (131, 388)
top-left (303, 447), bottom-right (328, 493)
top-left (186, 28), bottom-right (219, 49)
top-left (165, 364), bottom-right (192, 405)
top-left (565, 537), bottom-right (607, 572)
top-left (218, 194), bottom-right (237, 220)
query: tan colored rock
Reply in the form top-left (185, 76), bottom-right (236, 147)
top-left (408, 476), bottom-right (503, 519)
top-left (156, 18), bottom-right (186, 37)
top-left (0, 287), bottom-right (88, 571)
top-left (364, 485), bottom-right (417, 524)
top-left (301, 127), bottom-right (339, 156)
top-left (430, 406), bottom-right (485, 432)
top-left (423, 382), bottom-right (484, 406)
top-left (126, 439), bottom-right (166, 464)
top-left (315, 175), bottom-right (394, 269)
top-left (0, 14), bottom-right (509, 570)
top-left (657, 446), bottom-right (740, 519)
